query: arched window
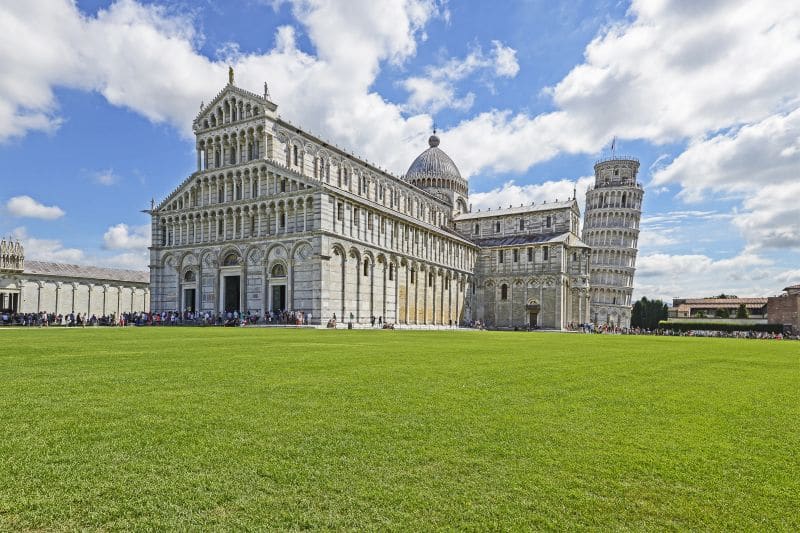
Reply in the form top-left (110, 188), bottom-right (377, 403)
top-left (501, 284), bottom-right (508, 300)
top-left (495, 221), bottom-right (500, 233)
top-left (184, 270), bottom-right (196, 282)
top-left (293, 144), bottom-right (299, 166)
top-left (223, 253), bottom-right (240, 266)
top-left (410, 268), bottom-right (416, 284)
top-left (363, 259), bottom-right (369, 277)
top-left (271, 263), bottom-right (286, 277)
top-left (389, 263), bottom-right (394, 281)
top-left (428, 273), bottom-right (434, 287)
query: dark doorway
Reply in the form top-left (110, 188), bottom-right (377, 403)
top-left (526, 304), bottom-right (540, 329)
top-left (183, 288), bottom-right (196, 312)
top-left (271, 285), bottom-right (286, 313)
top-left (224, 276), bottom-right (240, 312)
top-left (1, 292), bottom-right (19, 314)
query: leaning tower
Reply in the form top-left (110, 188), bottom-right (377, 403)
top-left (582, 156), bottom-right (644, 328)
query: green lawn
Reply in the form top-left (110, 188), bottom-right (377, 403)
top-left (1, 328), bottom-right (797, 530)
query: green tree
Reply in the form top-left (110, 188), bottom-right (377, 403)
top-left (631, 297), bottom-right (669, 330)
top-left (736, 303), bottom-right (749, 319)
top-left (715, 308), bottom-right (731, 318)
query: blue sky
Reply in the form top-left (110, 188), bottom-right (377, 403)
top-left (1, 0), bottom-right (798, 300)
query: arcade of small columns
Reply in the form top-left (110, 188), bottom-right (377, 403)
top-left (197, 128), bottom-right (267, 172)
top-left (328, 244), bottom-right (472, 325)
top-left (198, 93), bottom-right (264, 130)
top-left (194, 115), bottom-right (455, 230)
top-left (328, 194), bottom-right (474, 273)
top-left (159, 196), bottom-right (315, 247)
top-left (10, 279), bottom-right (148, 316)
top-left (585, 186), bottom-right (643, 210)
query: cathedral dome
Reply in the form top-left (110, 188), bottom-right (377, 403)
top-left (405, 135), bottom-right (465, 185)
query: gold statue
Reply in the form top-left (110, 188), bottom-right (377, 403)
top-left (228, 66), bottom-right (234, 85)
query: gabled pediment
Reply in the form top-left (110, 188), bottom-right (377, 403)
top-left (194, 83), bottom-right (278, 130)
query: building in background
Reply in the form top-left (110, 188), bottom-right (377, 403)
top-left (0, 239), bottom-right (149, 317)
top-left (582, 156), bottom-right (644, 328)
top-left (768, 285), bottom-right (800, 334)
top-left (148, 73), bottom-right (593, 329)
top-left (670, 297), bottom-right (769, 319)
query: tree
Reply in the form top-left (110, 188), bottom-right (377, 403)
top-left (715, 308), bottom-right (731, 318)
top-left (736, 303), bottom-right (749, 319)
top-left (631, 297), bottom-right (669, 330)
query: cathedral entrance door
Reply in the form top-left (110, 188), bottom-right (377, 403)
top-left (271, 285), bottom-right (286, 313)
top-left (525, 300), bottom-right (540, 329)
top-left (183, 288), bottom-right (196, 313)
top-left (224, 276), bottom-right (240, 312)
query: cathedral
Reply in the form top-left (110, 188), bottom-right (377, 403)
top-left (149, 73), bottom-right (642, 329)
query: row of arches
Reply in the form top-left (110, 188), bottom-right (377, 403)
top-left (163, 166), bottom-right (310, 212)
top-left (197, 127), bottom-right (268, 171)
top-left (583, 211), bottom-right (640, 230)
top-left (199, 95), bottom-right (263, 130)
top-left (583, 228), bottom-right (639, 249)
top-left (590, 269), bottom-right (634, 289)
top-left (329, 196), bottom-right (475, 272)
top-left (327, 243), bottom-right (471, 326)
top-left (591, 287), bottom-right (633, 309)
top-left (585, 188), bottom-right (643, 210)
top-left (590, 248), bottom-right (637, 268)
top-left (158, 197), bottom-right (315, 246)
top-left (410, 176), bottom-right (468, 196)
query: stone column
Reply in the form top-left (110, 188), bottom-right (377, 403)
top-left (55, 282), bottom-right (61, 316)
top-left (87, 283), bottom-right (94, 316)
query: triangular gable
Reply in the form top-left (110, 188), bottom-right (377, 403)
top-left (194, 84), bottom-right (278, 126)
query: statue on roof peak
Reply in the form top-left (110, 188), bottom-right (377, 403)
top-left (228, 66), bottom-right (234, 85)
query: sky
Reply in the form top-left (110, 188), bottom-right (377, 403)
top-left (0, 0), bottom-right (798, 301)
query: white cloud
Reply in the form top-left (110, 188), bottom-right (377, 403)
top-left (11, 227), bottom-right (84, 263)
top-left (470, 176), bottom-right (594, 214)
top-left (93, 169), bottom-right (119, 186)
top-left (653, 109), bottom-right (800, 250)
top-left (634, 251), bottom-right (782, 301)
top-left (490, 40), bottom-right (519, 78)
top-left (5, 196), bottom-right (65, 219)
top-left (103, 223), bottom-right (150, 250)
top-left (11, 226), bottom-right (149, 270)
top-left (401, 77), bottom-right (474, 114)
top-left (444, 0), bottom-right (800, 177)
top-left (2, 0), bottom-right (799, 184)
top-left (403, 39), bottom-right (519, 113)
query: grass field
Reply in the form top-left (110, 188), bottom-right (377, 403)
top-left (0, 328), bottom-right (797, 530)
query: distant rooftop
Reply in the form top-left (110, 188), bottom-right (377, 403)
top-left (471, 232), bottom-right (589, 248)
top-left (455, 199), bottom-right (575, 220)
top-left (24, 260), bottom-right (149, 284)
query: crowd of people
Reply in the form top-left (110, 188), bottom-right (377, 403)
top-left (0, 309), bottom-right (315, 328)
top-left (1, 310), bottom-right (795, 339)
top-left (565, 322), bottom-right (796, 340)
